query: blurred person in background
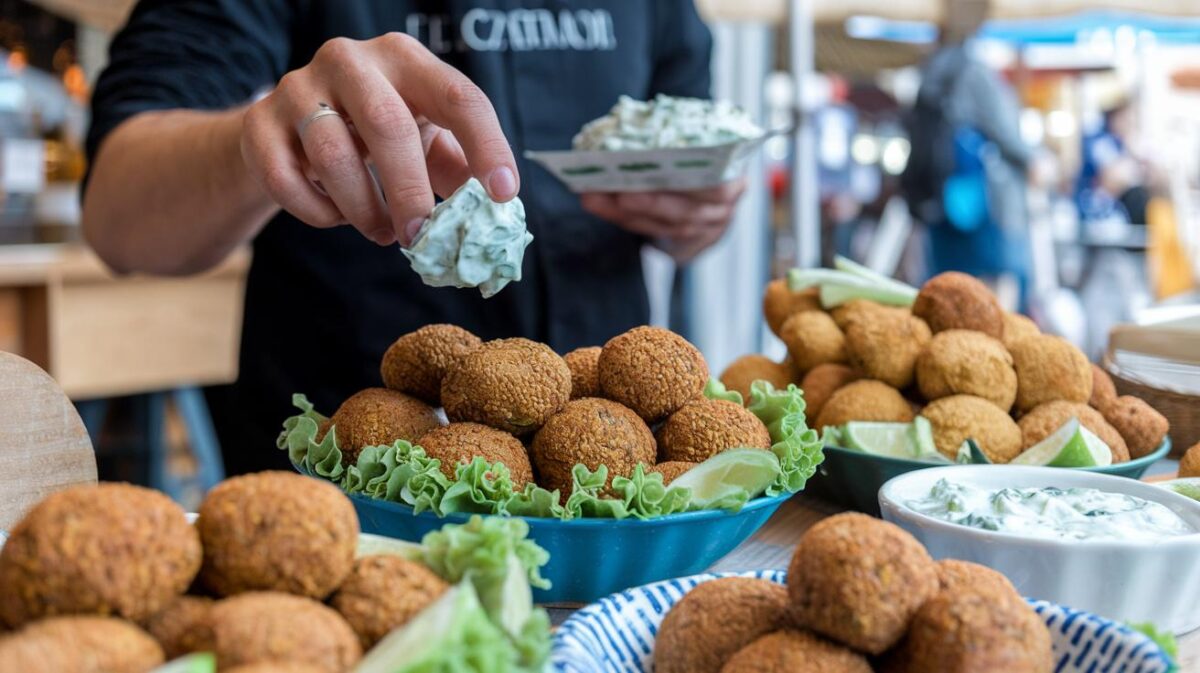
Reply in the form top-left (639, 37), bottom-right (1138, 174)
top-left (1077, 100), bottom-right (1156, 226)
top-left (81, 2), bottom-right (746, 475)
top-left (901, 0), bottom-right (1033, 309)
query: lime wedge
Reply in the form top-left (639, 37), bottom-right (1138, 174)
top-left (844, 422), bottom-right (917, 458)
top-left (669, 448), bottom-right (782, 508)
top-left (908, 417), bottom-right (941, 460)
top-left (150, 654), bottom-right (215, 673)
top-left (1157, 478), bottom-right (1200, 502)
top-left (956, 441), bottom-right (972, 464)
top-left (954, 440), bottom-right (991, 464)
top-left (1010, 418), bottom-right (1112, 468)
top-left (357, 533), bottom-right (423, 559)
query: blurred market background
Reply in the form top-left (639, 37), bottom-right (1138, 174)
top-left (0, 0), bottom-right (1197, 505)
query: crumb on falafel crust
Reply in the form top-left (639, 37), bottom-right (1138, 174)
top-left (778, 311), bottom-right (847, 373)
top-left (530, 397), bottom-right (656, 496)
top-left (0, 482), bottom-right (201, 628)
top-left (209, 592), bottom-right (362, 673)
top-left (598, 326), bottom-right (708, 423)
top-left (912, 271), bottom-right (1005, 339)
top-left (197, 471), bottom-right (358, 600)
top-left (416, 422), bottom-right (535, 488)
top-left (843, 305), bottom-right (931, 389)
top-left (441, 338), bottom-right (572, 435)
top-left (328, 388), bottom-right (442, 465)
top-left (915, 330), bottom-right (1017, 412)
top-left (935, 559), bottom-right (1019, 598)
top-left (920, 394), bottom-right (1023, 463)
top-left (799, 364), bottom-right (861, 423)
top-left (719, 629), bottom-right (872, 673)
top-left (656, 399), bottom-right (772, 463)
top-left (564, 346), bottom-right (603, 399)
top-left (763, 279), bottom-right (821, 337)
top-left (331, 555), bottom-right (449, 650)
top-left (380, 324), bottom-right (481, 405)
top-left (0, 616), bottom-right (165, 673)
top-left (787, 512), bottom-right (938, 655)
top-left (655, 577), bottom-right (791, 673)
top-left (1102, 395), bottom-right (1169, 459)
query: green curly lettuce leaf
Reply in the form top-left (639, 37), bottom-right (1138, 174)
top-left (747, 381), bottom-right (825, 496)
top-left (704, 378), bottom-right (744, 405)
top-left (277, 394), bottom-right (345, 481)
top-left (1128, 622), bottom-right (1179, 668)
top-left (562, 464), bottom-right (692, 520)
top-left (411, 516), bottom-right (552, 670)
top-left (356, 581), bottom-right (525, 673)
top-left (503, 482), bottom-right (567, 519)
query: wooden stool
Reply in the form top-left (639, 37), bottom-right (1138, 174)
top-left (0, 351), bottom-right (96, 531)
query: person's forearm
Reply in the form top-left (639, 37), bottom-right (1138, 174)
top-left (82, 107), bottom-right (278, 275)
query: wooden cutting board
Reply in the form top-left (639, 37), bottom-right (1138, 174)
top-left (0, 351), bottom-right (96, 531)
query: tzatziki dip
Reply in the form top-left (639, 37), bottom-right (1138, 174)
top-left (907, 479), bottom-right (1194, 541)
top-left (572, 94), bottom-right (763, 151)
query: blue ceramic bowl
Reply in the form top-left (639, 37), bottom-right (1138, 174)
top-left (805, 437), bottom-right (1171, 515)
top-left (551, 571), bottom-right (1177, 673)
top-left (350, 492), bottom-right (791, 604)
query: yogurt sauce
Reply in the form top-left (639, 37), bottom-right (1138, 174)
top-left (572, 94), bottom-right (763, 151)
top-left (908, 479), bottom-right (1194, 541)
top-left (402, 178), bottom-right (532, 299)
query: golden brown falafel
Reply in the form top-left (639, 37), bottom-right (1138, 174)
top-left (913, 272), bottom-right (1005, 339)
top-left (197, 471), bottom-right (358, 600)
top-left (210, 592), bottom-right (361, 673)
top-left (564, 346), bottom-right (602, 399)
top-left (1089, 364), bottom-right (1118, 411)
top-left (380, 324), bottom-right (481, 405)
top-left (1180, 442), bottom-right (1200, 478)
top-left (882, 590), bottom-right (1052, 673)
top-left (0, 616), bottom-right (164, 673)
top-left (1009, 335), bottom-right (1093, 412)
top-left (139, 595), bottom-right (214, 660)
top-left (657, 399), bottom-right (772, 463)
top-left (843, 305), bottom-right (931, 389)
top-left (814, 380), bottom-right (914, 430)
top-left (1018, 401), bottom-right (1130, 463)
top-left (799, 364), bottom-right (861, 423)
top-left (1002, 312), bottom-right (1040, 348)
top-left (530, 398), bottom-right (657, 496)
top-left (778, 311), bottom-right (847, 373)
top-left (328, 388), bottom-right (442, 465)
top-left (598, 326), bottom-right (709, 422)
top-left (916, 330), bottom-right (1017, 411)
top-left (0, 483), bottom-right (200, 628)
top-left (719, 355), bottom-right (794, 404)
top-left (416, 422), bottom-right (534, 487)
top-left (829, 299), bottom-right (893, 331)
top-left (656, 577), bottom-right (791, 673)
top-left (719, 629), bottom-right (872, 673)
top-left (1103, 396), bottom-right (1169, 459)
top-left (788, 512), bottom-right (938, 655)
top-left (763, 279), bottom-right (821, 336)
top-left (331, 555), bottom-right (448, 650)
top-left (920, 395), bottom-right (1022, 463)
top-left (935, 560), bottom-right (1019, 598)
top-left (442, 338), bottom-right (572, 435)
top-left (649, 461), bottom-right (697, 485)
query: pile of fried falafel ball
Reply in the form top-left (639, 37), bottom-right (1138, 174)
top-left (656, 512), bottom-right (1053, 673)
top-left (322, 324), bottom-right (775, 497)
top-left (721, 270), bottom-right (1169, 464)
top-left (0, 471), bottom-right (452, 672)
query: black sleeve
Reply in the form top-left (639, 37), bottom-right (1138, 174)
top-left (85, 0), bottom-right (295, 166)
top-left (648, 0), bottom-right (713, 99)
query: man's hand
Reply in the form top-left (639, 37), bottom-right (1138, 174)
top-left (580, 179), bottom-right (746, 264)
top-left (241, 33), bottom-right (519, 247)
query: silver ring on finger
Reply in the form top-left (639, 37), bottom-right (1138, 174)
top-left (298, 102), bottom-right (344, 135)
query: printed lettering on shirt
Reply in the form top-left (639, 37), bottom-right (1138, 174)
top-left (406, 8), bottom-right (618, 54)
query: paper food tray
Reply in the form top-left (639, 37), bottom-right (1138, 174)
top-left (525, 132), bottom-right (778, 193)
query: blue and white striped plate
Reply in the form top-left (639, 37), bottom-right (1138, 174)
top-left (551, 571), bottom-right (1176, 673)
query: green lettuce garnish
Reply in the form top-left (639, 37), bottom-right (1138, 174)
top-left (704, 378), bottom-right (744, 405)
top-left (1129, 622), bottom-right (1179, 669)
top-left (281, 378), bottom-right (824, 520)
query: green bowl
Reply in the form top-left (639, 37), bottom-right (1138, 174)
top-left (804, 437), bottom-right (1172, 515)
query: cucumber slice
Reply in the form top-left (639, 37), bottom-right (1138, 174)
top-left (786, 268), bottom-right (867, 291)
top-left (833, 256), bottom-right (918, 295)
top-left (819, 282), bottom-right (917, 309)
